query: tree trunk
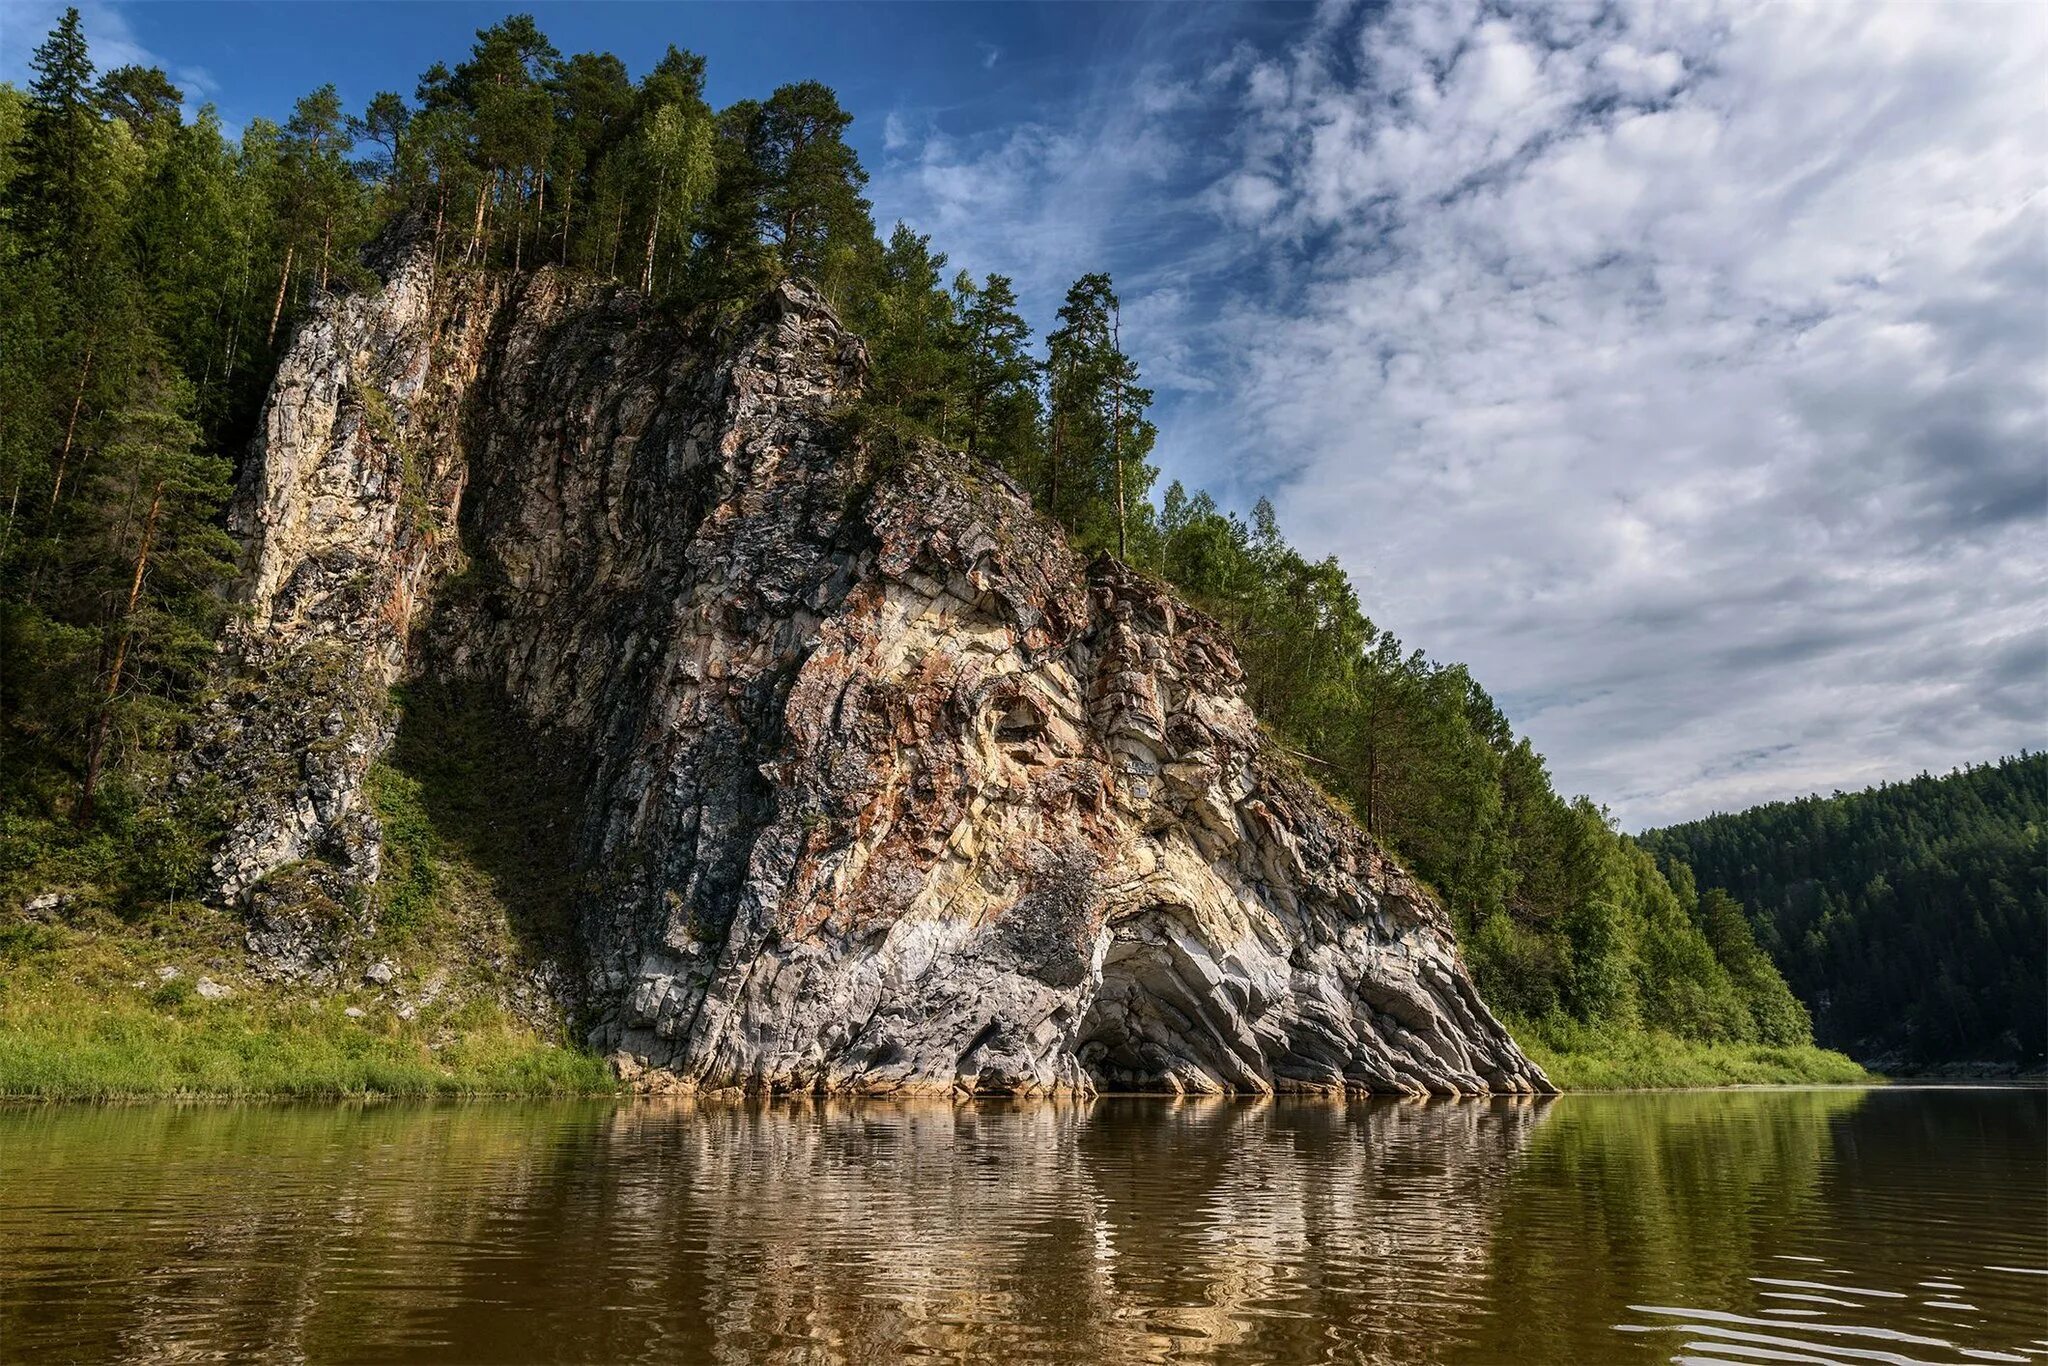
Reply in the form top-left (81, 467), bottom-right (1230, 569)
top-left (267, 242), bottom-right (296, 346)
top-left (46, 339), bottom-right (95, 515)
top-left (559, 181), bottom-right (573, 266)
top-left (1111, 306), bottom-right (1127, 560)
top-left (1365, 742), bottom-right (1380, 836)
top-left (78, 480), bottom-right (164, 825)
top-left (225, 258), bottom-right (250, 375)
top-left (468, 171), bottom-right (492, 261)
top-left (1046, 362), bottom-right (1067, 523)
top-left (0, 476), bottom-right (21, 566)
top-left (317, 216), bottom-right (332, 292)
top-left (642, 167), bottom-right (666, 294)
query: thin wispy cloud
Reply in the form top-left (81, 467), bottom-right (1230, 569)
top-left (3, 0), bottom-right (217, 113)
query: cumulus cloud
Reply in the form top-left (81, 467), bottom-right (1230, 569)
top-left (1188, 0), bottom-right (2046, 826)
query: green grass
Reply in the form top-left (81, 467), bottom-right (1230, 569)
top-left (0, 677), bottom-right (614, 1104)
top-left (0, 915), bottom-right (616, 1103)
top-left (1512, 1012), bottom-right (1875, 1090)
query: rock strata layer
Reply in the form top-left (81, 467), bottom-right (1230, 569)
top-left (200, 245), bottom-right (1552, 1098)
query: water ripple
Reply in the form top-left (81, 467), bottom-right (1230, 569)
top-left (0, 1088), bottom-right (2040, 1363)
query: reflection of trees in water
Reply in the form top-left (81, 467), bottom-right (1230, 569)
top-left (1456, 1088), bottom-right (1872, 1364)
top-left (1, 1097), bottom-right (1554, 1363)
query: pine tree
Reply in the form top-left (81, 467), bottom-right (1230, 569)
top-left (14, 6), bottom-right (101, 261)
top-left (860, 224), bottom-right (963, 437)
top-left (1044, 274), bottom-right (1154, 552)
top-left (546, 52), bottom-right (631, 266)
top-left (348, 92), bottom-right (410, 188)
top-left (454, 14), bottom-right (560, 267)
top-left (97, 65), bottom-right (184, 140)
top-left (752, 82), bottom-right (872, 294)
top-left (955, 272), bottom-right (1038, 476)
top-left (73, 359), bottom-right (235, 821)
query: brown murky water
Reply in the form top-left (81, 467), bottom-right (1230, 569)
top-left (1, 1088), bottom-right (2042, 1363)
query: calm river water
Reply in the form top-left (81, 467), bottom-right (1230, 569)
top-left (1, 1088), bottom-right (2042, 1363)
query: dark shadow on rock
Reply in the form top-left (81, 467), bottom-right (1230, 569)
top-left (384, 676), bottom-right (587, 978)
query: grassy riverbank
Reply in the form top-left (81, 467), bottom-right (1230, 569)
top-left (1511, 1013), bottom-right (1874, 1090)
top-left (1, 904), bottom-right (1872, 1100)
top-left (0, 916), bottom-right (614, 1102)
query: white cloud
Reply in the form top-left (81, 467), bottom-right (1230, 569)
top-left (1193, 0), bottom-right (2047, 825)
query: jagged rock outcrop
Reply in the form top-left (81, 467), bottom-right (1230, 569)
top-left (197, 243), bottom-right (1551, 1098)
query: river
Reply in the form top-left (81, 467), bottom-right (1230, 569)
top-left (2, 1087), bottom-right (2041, 1363)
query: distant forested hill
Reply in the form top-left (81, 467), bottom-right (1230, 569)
top-left (1639, 755), bottom-right (2047, 1069)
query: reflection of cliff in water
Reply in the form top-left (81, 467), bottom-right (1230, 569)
top-left (0, 1097), bottom-right (1554, 1363)
top-left (590, 1097), bottom-right (1552, 1363)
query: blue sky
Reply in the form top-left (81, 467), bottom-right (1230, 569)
top-left (4, 0), bottom-right (2043, 827)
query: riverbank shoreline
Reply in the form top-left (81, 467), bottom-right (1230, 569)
top-left (3, 913), bottom-right (1875, 1103)
top-left (0, 1020), bottom-right (1878, 1104)
top-left (1506, 1014), bottom-right (1874, 1090)
top-left (0, 917), bottom-right (611, 1103)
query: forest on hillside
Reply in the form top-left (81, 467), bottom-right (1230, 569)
top-left (1641, 754), bottom-right (2047, 1069)
top-left (2, 8), bottom-right (1826, 1063)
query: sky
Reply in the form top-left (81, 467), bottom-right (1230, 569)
top-left (3, 0), bottom-right (2043, 828)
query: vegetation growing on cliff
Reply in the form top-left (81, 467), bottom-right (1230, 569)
top-left (0, 8), bottom-right (1858, 1087)
top-left (0, 916), bottom-right (611, 1100)
top-left (1640, 754), bottom-right (2046, 1068)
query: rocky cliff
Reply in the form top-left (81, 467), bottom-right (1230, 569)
top-left (196, 243), bottom-right (1551, 1098)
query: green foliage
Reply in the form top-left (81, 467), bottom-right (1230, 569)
top-left (955, 271), bottom-right (1040, 471)
top-left (1039, 273), bottom-right (1157, 558)
top-left (1515, 1012), bottom-right (1865, 1091)
top-left (0, 915), bottom-right (613, 1100)
top-left (1640, 754), bottom-right (2047, 1066)
top-left (854, 224), bottom-right (966, 439)
top-left (1510, 1013), bottom-right (1871, 1090)
top-left (3, 5), bottom-right (356, 851)
top-left (366, 764), bottom-right (439, 939)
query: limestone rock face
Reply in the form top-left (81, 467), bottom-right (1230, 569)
top-left (202, 244), bottom-right (1551, 1098)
